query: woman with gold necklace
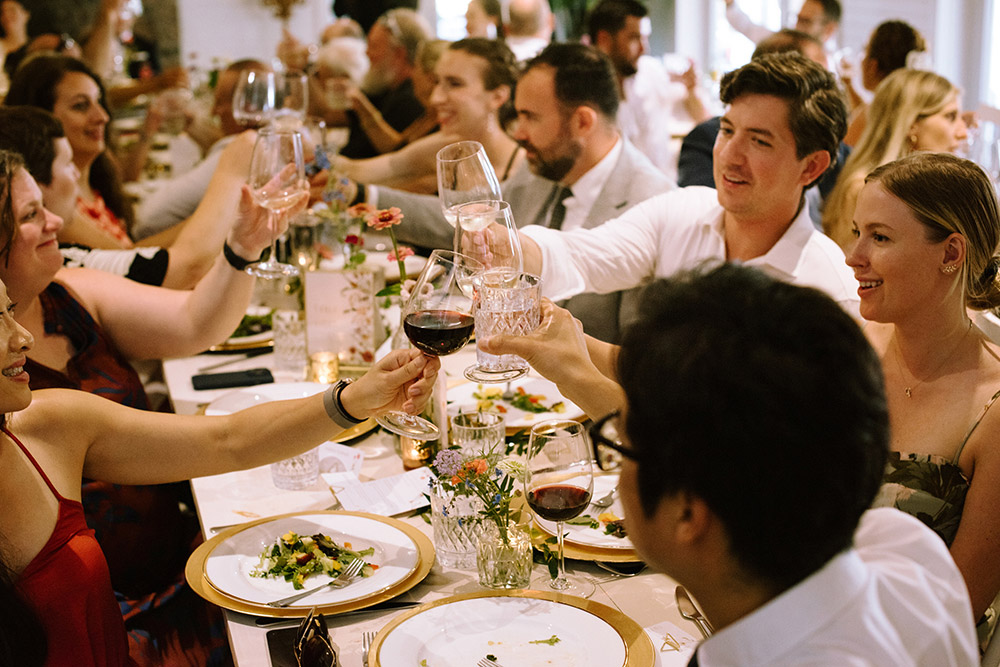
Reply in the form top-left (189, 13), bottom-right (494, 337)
top-left (847, 152), bottom-right (1000, 638)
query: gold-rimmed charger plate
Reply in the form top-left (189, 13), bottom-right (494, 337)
top-left (532, 522), bottom-right (641, 563)
top-left (208, 335), bottom-right (273, 353)
top-left (184, 510), bottom-right (434, 618)
top-left (369, 589), bottom-right (654, 667)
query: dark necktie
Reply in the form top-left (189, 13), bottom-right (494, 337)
top-left (548, 185), bottom-right (573, 230)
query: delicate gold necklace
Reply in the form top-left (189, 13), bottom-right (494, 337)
top-left (891, 320), bottom-right (973, 398)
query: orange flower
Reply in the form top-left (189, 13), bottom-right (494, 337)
top-left (366, 207), bottom-right (404, 230)
top-left (467, 459), bottom-right (489, 476)
top-left (347, 203), bottom-right (375, 218)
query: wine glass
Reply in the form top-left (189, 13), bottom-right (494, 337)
top-left (436, 140), bottom-right (501, 229)
top-left (232, 69), bottom-right (276, 128)
top-left (525, 419), bottom-right (596, 598)
top-left (246, 127), bottom-right (307, 279)
top-left (456, 200), bottom-right (536, 383)
top-left (376, 250), bottom-right (484, 440)
top-left (273, 70), bottom-right (309, 130)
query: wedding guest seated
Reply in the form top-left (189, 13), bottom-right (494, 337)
top-left (348, 38), bottom-right (446, 155)
top-left (823, 69), bottom-right (967, 250)
top-left (0, 292), bottom-right (437, 665)
top-left (0, 148), bottom-right (307, 664)
top-left (607, 263), bottom-right (977, 664)
top-left (332, 37), bottom-right (521, 193)
top-left (0, 105), bottom-right (255, 288)
top-left (850, 153), bottom-right (1000, 640)
top-left (842, 20), bottom-right (927, 146)
top-left (5, 55), bottom-right (263, 286)
top-left (677, 28), bottom-right (849, 228)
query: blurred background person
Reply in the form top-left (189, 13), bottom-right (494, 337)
top-left (465, 0), bottom-right (502, 39)
top-left (504, 0), bottom-right (553, 61)
top-left (823, 69), bottom-right (967, 250)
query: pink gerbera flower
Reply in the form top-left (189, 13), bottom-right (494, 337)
top-left (366, 207), bottom-right (404, 230)
top-left (347, 203), bottom-right (375, 219)
top-left (387, 246), bottom-right (414, 262)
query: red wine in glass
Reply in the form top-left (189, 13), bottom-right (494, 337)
top-left (527, 484), bottom-right (592, 522)
top-left (403, 309), bottom-right (475, 356)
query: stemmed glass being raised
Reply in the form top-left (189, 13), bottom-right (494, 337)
top-left (272, 70), bottom-right (309, 130)
top-left (436, 140), bottom-right (502, 228)
top-left (455, 200), bottom-right (537, 383)
top-left (232, 69), bottom-right (276, 129)
top-left (376, 250), bottom-right (484, 440)
top-left (246, 127), bottom-right (308, 279)
top-left (525, 419), bottom-right (596, 598)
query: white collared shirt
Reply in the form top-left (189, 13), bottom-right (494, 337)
top-left (521, 186), bottom-right (860, 318)
top-left (698, 509), bottom-right (978, 666)
top-left (557, 138), bottom-right (623, 232)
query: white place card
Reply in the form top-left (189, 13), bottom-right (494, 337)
top-left (327, 467), bottom-right (434, 516)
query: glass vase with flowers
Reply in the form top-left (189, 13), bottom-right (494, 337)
top-left (430, 446), bottom-right (532, 589)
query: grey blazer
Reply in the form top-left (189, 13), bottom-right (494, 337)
top-left (380, 138), bottom-right (674, 342)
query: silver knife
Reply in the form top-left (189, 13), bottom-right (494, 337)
top-left (675, 585), bottom-right (714, 638)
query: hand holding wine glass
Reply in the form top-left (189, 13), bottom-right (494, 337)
top-left (525, 419), bottom-right (595, 598)
top-left (246, 127), bottom-right (307, 278)
top-left (376, 249), bottom-right (484, 440)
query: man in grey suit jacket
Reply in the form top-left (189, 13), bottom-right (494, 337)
top-left (376, 42), bottom-right (672, 342)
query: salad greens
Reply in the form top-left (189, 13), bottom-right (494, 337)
top-left (232, 311), bottom-right (272, 338)
top-left (250, 531), bottom-right (375, 589)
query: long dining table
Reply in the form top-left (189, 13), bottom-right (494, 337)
top-left (162, 347), bottom-right (699, 666)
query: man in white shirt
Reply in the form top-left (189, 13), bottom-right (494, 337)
top-left (725, 0), bottom-right (840, 64)
top-left (594, 264), bottom-right (978, 666)
top-left (587, 0), bottom-right (709, 181)
top-left (503, 0), bottom-right (553, 62)
top-left (515, 52), bottom-right (858, 321)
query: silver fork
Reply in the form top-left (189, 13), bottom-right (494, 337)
top-left (478, 659), bottom-right (503, 667)
top-left (361, 630), bottom-right (375, 665)
top-left (266, 558), bottom-right (365, 608)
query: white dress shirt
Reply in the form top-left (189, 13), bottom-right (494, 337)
top-left (698, 508), bottom-right (978, 666)
top-left (521, 186), bottom-right (860, 317)
top-left (557, 138), bottom-right (623, 232)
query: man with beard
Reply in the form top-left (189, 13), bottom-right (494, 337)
top-left (338, 8), bottom-right (432, 159)
top-left (376, 42), bottom-right (671, 342)
top-left (588, 0), bottom-right (709, 181)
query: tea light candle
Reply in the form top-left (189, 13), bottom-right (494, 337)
top-left (308, 351), bottom-right (340, 384)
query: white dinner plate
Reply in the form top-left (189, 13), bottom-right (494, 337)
top-left (204, 382), bottom-right (327, 415)
top-left (203, 513), bottom-right (420, 607)
top-left (534, 474), bottom-right (633, 550)
top-left (376, 595), bottom-right (628, 666)
top-left (447, 377), bottom-right (584, 431)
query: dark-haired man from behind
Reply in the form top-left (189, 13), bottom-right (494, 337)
top-left (606, 264), bottom-right (977, 665)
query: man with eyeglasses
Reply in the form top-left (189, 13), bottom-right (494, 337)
top-left (580, 264), bottom-right (976, 665)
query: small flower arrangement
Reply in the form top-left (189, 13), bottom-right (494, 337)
top-left (431, 445), bottom-right (526, 545)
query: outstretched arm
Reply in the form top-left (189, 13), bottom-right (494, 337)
top-left (26, 350), bottom-right (440, 487)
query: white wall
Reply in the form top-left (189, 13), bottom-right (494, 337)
top-left (176, 0), bottom-right (333, 67)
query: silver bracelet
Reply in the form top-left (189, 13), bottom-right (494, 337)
top-left (323, 379), bottom-right (365, 429)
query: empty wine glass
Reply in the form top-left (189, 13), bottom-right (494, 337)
top-left (233, 69), bottom-right (275, 128)
top-left (273, 70), bottom-right (309, 130)
top-left (436, 140), bottom-right (501, 229)
top-left (376, 250), bottom-right (484, 440)
top-left (246, 127), bottom-right (307, 279)
top-left (525, 419), bottom-right (595, 598)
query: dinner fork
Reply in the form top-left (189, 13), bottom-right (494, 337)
top-left (266, 558), bottom-right (365, 608)
top-left (477, 658), bottom-right (503, 667)
top-left (361, 630), bottom-right (375, 666)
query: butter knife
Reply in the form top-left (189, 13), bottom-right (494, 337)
top-left (675, 585), bottom-right (714, 638)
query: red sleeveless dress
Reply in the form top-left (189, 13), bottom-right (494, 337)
top-left (9, 428), bottom-right (135, 666)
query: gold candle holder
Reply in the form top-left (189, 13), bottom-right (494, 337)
top-left (308, 351), bottom-right (340, 384)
